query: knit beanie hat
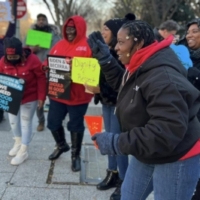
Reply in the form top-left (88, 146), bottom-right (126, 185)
top-left (4, 37), bottom-right (23, 56)
top-left (104, 13), bottom-right (136, 37)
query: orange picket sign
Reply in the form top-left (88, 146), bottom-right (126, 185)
top-left (84, 115), bottom-right (103, 149)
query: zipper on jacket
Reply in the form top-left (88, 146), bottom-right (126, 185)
top-left (114, 70), bottom-right (129, 115)
top-left (114, 67), bottom-right (142, 113)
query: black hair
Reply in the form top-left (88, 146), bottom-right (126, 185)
top-left (186, 18), bottom-right (200, 30)
top-left (37, 13), bottom-right (47, 20)
top-left (159, 20), bottom-right (179, 32)
top-left (109, 36), bottom-right (117, 50)
top-left (121, 20), bottom-right (155, 49)
top-left (178, 18), bottom-right (200, 46)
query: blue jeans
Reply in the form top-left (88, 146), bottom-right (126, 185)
top-left (8, 101), bottom-right (37, 145)
top-left (47, 99), bottom-right (88, 133)
top-left (102, 105), bottom-right (128, 180)
top-left (121, 155), bottom-right (200, 200)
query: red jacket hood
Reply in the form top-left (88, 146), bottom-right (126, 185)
top-left (47, 15), bottom-right (93, 106)
top-left (63, 15), bottom-right (87, 44)
top-left (126, 35), bottom-right (174, 74)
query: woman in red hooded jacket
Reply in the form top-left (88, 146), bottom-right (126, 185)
top-left (0, 37), bottom-right (46, 166)
top-left (45, 15), bottom-right (93, 172)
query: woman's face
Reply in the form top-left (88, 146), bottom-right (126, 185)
top-left (101, 25), bottom-right (112, 45)
top-left (7, 55), bottom-right (20, 60)
top-left (186, 24), bottom-right (200, 50)
top-left (115, 28), bottom-right (139, 65)
top-left (66, 26), bottom-right (76, 42)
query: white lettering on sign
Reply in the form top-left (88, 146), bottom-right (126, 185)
top-left (48, 57), bottom-right (70, 72)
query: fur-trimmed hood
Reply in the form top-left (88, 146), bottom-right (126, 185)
top-left (30, 24), bottom-right (60, 35)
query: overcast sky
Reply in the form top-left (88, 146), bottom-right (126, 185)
top-left (0, 0), bottom-right (115, 24)
top-left (27, 0), bottom-right (54, 23)
top-left (27, 0), bottom-right (116, 24)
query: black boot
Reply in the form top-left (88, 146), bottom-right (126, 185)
top-left (0, 110), bottom-right (3, 123)
top-left (97, 170), bottom-right (119, 190)
top-left (48, 126), bottom-right (70, 160)
top-left (70, 132), bottom-right (84, 172)
top-left (192, 179), bottom-right (200, 200)
top-left (110, 179), bottom-right (123, 200)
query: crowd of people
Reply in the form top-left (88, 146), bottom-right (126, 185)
top-left (0, 11), bottom-right (200, 200)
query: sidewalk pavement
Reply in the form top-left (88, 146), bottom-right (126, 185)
top-left (0, 103), bottom-right (154, 200)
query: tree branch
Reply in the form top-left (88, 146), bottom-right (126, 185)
top-left (42, 0), bottom-right (57, 23)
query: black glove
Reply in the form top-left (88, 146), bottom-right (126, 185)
top-left (91, 132), bottom-right (122, 155)
top-left (188, 67), bottom-right (200, 80)
top-left (94, 94), bottom-right (100, 105)
top-left (88, 31), bottom-right (112, 65)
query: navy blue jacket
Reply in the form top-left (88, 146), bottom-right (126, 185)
top-left (0, 22), bottom-right (16, 58)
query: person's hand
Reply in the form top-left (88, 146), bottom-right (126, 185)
top-left (188, 67), bottom-right (200, 79)
top-left (38, 100), bottom-right (44, 110)
top-left (42, 66), bottom-right (49, 71)
top-left (88, 31), bottom-right (112, 65)
top-left (32, 45), bottom-right (41, 53)
top-left (91, 132), bottom-right (122, 155)
top-left (85, 84), bottom-right (100, 94)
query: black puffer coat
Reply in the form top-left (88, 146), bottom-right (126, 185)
top-left (101, 47), bottom-right (200, 164)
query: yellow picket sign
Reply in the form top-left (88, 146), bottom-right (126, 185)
top-left (71, 57), bottom-right (100, 86)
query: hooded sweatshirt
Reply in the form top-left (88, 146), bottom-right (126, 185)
top-left (46, 16), bottom-right (93, 105)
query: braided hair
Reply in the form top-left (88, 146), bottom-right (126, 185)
top-left (121, 20), bottom-right (155, 49)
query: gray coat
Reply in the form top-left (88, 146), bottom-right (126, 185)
top-left (25, 24), bottom-right (61, 62)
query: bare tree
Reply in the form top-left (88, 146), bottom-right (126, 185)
top-left (113, 0), bottom-right (143, 18)
top-left (190, 0), bottom-right (200, 17)
top-left (141, 0), bottom-right (185, 27)
top-left (114, 0), bottom-right (185, 27)
top-left (41, 0), bottom-right (115, 31)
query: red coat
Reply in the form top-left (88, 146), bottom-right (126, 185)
top-left (45, 15), bottom-right (93, 105)
top-left (0, 49), bottom-right (46, 104)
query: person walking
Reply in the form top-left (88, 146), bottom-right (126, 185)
top-left (0, 18), bottom-right (16, 123)
top-left (0, 37), bottom-right (46, 165)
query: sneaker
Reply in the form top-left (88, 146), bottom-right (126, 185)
top-left (9, 137), bottom-right (21, 156)
top-left (11, 144), bottom-right (28, 165)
